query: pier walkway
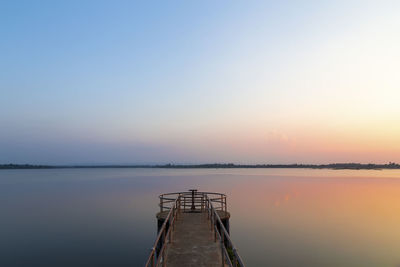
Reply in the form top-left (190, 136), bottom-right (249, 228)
top-left (145, 190), bottom-right (245, 267)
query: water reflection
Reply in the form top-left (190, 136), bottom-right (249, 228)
top-left (226, 173), bottom-right (400, 267)
top-left (1, 168), bottom-right (400, 266)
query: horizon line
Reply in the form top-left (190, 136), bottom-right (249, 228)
top-left (1, 162), bottom-right (399, 170)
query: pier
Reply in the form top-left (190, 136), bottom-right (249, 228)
top-left (145, 190), bottom-right (245, 267)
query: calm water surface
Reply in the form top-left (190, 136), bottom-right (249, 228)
top-left (1, 168), bottom-right (400, 266)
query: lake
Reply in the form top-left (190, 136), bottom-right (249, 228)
top-left (1, 168), bottom-right (400, 266)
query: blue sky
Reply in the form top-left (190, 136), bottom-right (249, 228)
top-left (1, 1), bottom-right (400, 164)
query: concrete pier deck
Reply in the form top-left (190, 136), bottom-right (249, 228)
top-left (164, 212), bottom-right (223, 267)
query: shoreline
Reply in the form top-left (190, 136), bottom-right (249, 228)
top-left (0, 163), bottom-right (398, 170)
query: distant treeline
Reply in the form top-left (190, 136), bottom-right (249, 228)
top-left (1, 163), bottom-right (400, 170)
top-left (0, 164), bottom-right (53, 169)
top-left (159, 163), bottom-right (400, 170)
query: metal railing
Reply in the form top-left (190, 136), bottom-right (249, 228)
top-left (159, 191), bottom-right (227, 213)
top-left (145, 195), bottom-right (180, 267)
top-left (205, 193), bottom-right (245, 267)
top-left (145, 190), bottom-right (245, 267)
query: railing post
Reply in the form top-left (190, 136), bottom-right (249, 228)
top-left (177, 194), bottom-right (181, 216)
top-left (220, 230), bottom-right (225, 267)
top-left (211, 210), bottom-right (213, 227)
top-left (210, 209), bottom-right (213, 229)
top-left (169, 210), bottom-right (173, 243)
top-left (212, 211), bottom-right (214, 229)
top-left (224, 196), bottom-right (227, 213)
top-left (160, 195), bottom-right (163, 213)
top-left (179, 197), bottom-right (181, 217)
top-left (207, 199), bottom-right (210, 219)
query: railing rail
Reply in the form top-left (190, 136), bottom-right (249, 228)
top-left (159, 191), bottom-right (227, 213)
top-left (145, 196), bottom-right (180, 267)
top-left (145, 190), bottom-right (244, 267)
top-left (205, 194), bottom-right (245, 267)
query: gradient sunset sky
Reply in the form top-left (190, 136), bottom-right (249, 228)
top-left (1, 1), bottom-right (400, 164)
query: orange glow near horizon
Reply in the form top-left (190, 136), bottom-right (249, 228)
top-left (224, 170), bottom-right (400, 266)
top-left (180, 119), bottom-right (400, 163)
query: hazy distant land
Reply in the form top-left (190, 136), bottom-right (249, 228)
top-left (1, 163), bottom-right (399, 170)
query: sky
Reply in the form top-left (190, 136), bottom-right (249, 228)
top-left (1, 1), bottom-right (400, 165)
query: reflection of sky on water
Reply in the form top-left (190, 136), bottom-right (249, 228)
top-left (1, 168), bottom-right (400, 266)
